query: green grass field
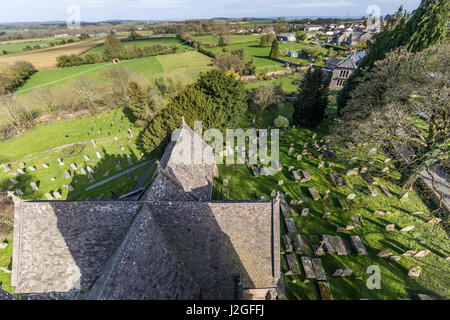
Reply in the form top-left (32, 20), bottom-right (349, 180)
top-left (212, 102), bottom-right (450, 300)
top-left (245, 75), bottom-right (299, 94)
top-left (82, 37), bottom-right (192, 56)
top-left (0, 38), bottom-right (81, 54)
top-left (17, 50), bottom-right (212, 94)
top-left (194, 34), bottom-right (261, 46)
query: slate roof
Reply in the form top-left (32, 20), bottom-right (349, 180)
top-left (9, 121), bottom-right (280, 300)
top-left (335, 55), bottom-right (358, 70)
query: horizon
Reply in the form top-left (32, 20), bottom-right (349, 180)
top-left (0, 0), bottom-right (421, 24)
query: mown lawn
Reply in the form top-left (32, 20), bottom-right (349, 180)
top-left (212, 102), bottom-right (450, 300)
top-left (245, 75), bottom-right (299, 94)
top-left (194, 34), bottom-right (261, 46)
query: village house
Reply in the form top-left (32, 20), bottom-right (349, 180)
top-left (277, 33), bottom-right (296, 42)
top-left (327, 51), bottom-right (365, 90)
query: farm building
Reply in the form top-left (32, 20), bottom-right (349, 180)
top-left (277, 33), bottom-right (296, 42)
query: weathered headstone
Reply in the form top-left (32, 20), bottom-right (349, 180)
top-left (386, 224), bottom-right (396, 231)
top-left (329, 173), bottom-right (347, 188)
top-left (414, 250), bottom-right (430, 258)
top-left (317, 281), bottom-right (333, 300)
top-left (379, 185), bottom-right (392, 197)
top-left (9, 178), bottom-right (18, 184)
top-left (30, 182), bottom-right (39, 191)
top-left (318, 161), bottom-right (325, 169)
top-left (282, 235), bottom-right (294, 252)
top-left (402, 250), bottom-right (418, 257)
top-left (322, 235), bottom-right (336, 254)
top-left (297, 155), bottom-right (302, 161)
top-left (286, 254), bottom-right (300, 275)
top-left (293, 234), bottom-right (306, 254)
top-left (67, 184), bottom-right (74, 192)
top-left (400, 192), bottom-right (409, 201)
top-left (279, 194), bottom-right (290, 217)
top-left (86, 166), bottom-right (93, 174)
top-left (64, 170), bottom-right (71, 179)
top-left (377, 250), bottom-right (393, 258)
top-left (251, 167), bottom-right (259, 176)
top-left (45, 193), bottom-right (54, 200)
top-left (284, 218), bottom-right (298, 234)
top-left (301, 208), bottom-right (310, 217)
top-left (92, 140), bottom-right (97, 148)
top-left (28, 166), bottom-right (36, 171)
top-left (338, 199), bottom-right (349, 211)
top-left (389, 255), bottom-right (401, 261)
top-left (311, 258), bottom-right (327, 281)
top-left (322, 212), bottom-right (331, 219)
top-left (17, 168), bottom-right (25, 175)
top-left (301, 256), bottom-right (316, 279)
top-left (351, 215), bottom-right (363, 228)
top-left (366, 185), bottom-right (378, 197)
top-left (350, 236), bottom-right (368, 255)
top-left (57, 158), bottom-right (64, 166)
top-left (341, 268), bottom-right (353, 277)
top-left (53, 191), bottom-right (62, 199)
top-left (308, 188), bottom-right (321, 201)
top-left (15, 189), bottom-right (24, 196)
top-left (428, 218), bottom-right (442, 225)
top-left (408, 266), bottom-right (422, 277)
top-left (301, 170), bottom-right (311, 183)
top-left (347, 193), bottom-right (356, 200)
top-left (346, 168), bottom-right (359, 176)
top-left (374, 210), bottom-right (385, 216)
top-left (292, 170), bottom-right (300, 182)
top-left (401, 225), bottom-right (415, 232)
top-left (87, 173), bottom-right (95, 183)
top-left (333, 269), bottom-right (344, 277)
top-left (42, 163), bottom-right (49, 169)
top-left (84, 155), bottom-right (90, 161)
top-left (96, 151), bottom-right (102, 159)
top-left (70, 163), bottom-right (78, 171)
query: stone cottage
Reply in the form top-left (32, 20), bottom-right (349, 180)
top-left (328, 54), bottom-right (359, 90)
top-left (9, 120), bottom-right (280, 300)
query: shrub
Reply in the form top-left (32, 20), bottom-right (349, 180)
top-left (274, 115), bottom-right (289, 129)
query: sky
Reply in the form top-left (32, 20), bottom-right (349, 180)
top-left (0, 0), bottom-right (422, 23)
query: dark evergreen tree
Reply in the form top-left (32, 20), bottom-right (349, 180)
top-left (293, 68), bottom-right (329, 128)
top-left (269, 39), bottom-right (280, 59)
top-left (195, 69), bottom-right (248, 129)
top-left (127, 81), bottom-right (150, 126)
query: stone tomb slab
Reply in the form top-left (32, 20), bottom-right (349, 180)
top-left (301, 256), bottom-right (316, 279)
top-left (350, 236), bottom-right (368, 255)
top-left (284, 218), bottom-right (298, 234)
top-left (338, 199), bottom-right (350, 211)
top-left (322, 235), bottom-right (336, 255)
top-left (331, 236), bottom-right (351, 256)
top-left (293, 234), bottom-right (306, 254)
top-left (301, 170), bottom-right (311, 182)
top-left (351, 214), bottom-right (363, 228)
top-left (308, 188), bottom-right (321, 201)
top-left (317, 282), bottom-right (333, 300)
top-left (311, 258), bottom-right (327, 281)
top-left (279, 194), bottom-right (290, 217)
top-left (282, 235), bottom-right (294, 252)
top-left (329, 173), bottom-right (348, 188)
top-left (285, 254), bottom-right (301, 275)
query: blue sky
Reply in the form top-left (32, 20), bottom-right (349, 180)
top-left (0, 0), bottom-right (421, 23)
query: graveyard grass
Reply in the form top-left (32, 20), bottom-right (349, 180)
top-left (212, 103), bottom-right (450, 300)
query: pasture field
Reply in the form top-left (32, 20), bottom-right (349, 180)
top-left (0, 38), bottom-right (105, 70)
top-left (245, 75), bottom-right (298, 94)
top-left (194, 34), bottom-right (261, 46)
top-left (0, 37), bottom-right (80, 54)
top-left (16, 50), bottom-right (211, 94)
top-left (82, 37), bottom-right (192, 56)
top-left (213, 103), bottom-right (450, 300)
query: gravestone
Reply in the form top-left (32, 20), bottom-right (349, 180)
top-left (301, 208), bottom-right (309, 217)
top-left (408, 266), bottom-right (422, 277)
top-left (389, 255), bottom-right (401, 261)
top-left (64, 170), bottom-right (71, 179)
top-left (297, 155), bottom-right (302, 161)
top-left (42, 164), bottom-right (49, 169)
top-left (403, 250), bottom-right (418, 257)
top-left (377, 250), bottom-right (393, 258)
top-left (360, 165), bottom-right (368, 174)
top-left (92, 140), bottom-right (97, 148)
top-left (374, 210), bottom-right (385, 216)
top-left (9, 178), bottom-right (18, 184)
top-left (331, 236), bottom-right (351, 255)
top-left (301, 170), bottom-right (311, 183)
top-left (67, 184), bottom-right (74, 192)
top-left (386, 224), bottom-right (395, 231)
top-left (30, 182), bottom-right (39, 191)
top-left (318, 161), bottom-right (325, 169)
top-left (311, 258), bottom-right (327, 281)
top-left (308, 188), bottom-right (321, 201)
top-left (19, 163), bottom-right (25, 169)
top-left (57, 158), bottom-right (64, 166)
top-left (415, 250), bottom-right (430, 258)
top-left (251, 167), bottom-right (259, 176)
top-left (351, 215), bottom-right (363, 228)
top-left (347, 193), bottom-right (356, 200)
top-left (400, 192), bottom-right (409, 201)
top-left (341, 269), bottom-right (353, 277)
top-left (45, 193), bottom-right (54, 200)
top-left (126, 155), bottom-right (133, 166)
top-left (53, 191), bottom-right (62, 199)
top-left (366, 185), bottom-right (378, 197)
top-left (87, 173), bottom-right (95, 183)
top-left (293, 234), bottom-right (306, 254)
top-left (346, 168), bottom-right (359, 176)
top-left (50, 177), bottom-right (56, 182)
top-left (290, 207), bottom-right (299, 217)
top-left (96, 152), bottom-right (102, 159)
top-left (288, 166), bottom-right (294, 172)
top-left (322, 212), bottom-right (331, 219)
top-left (271, 190), bottom-right (277, 198)
top-left (412, 211), bottom-right (424, 215)
top-left (292, 170), bottom-right (300, 182)
top-left (350, 236), bottom-right (368, 255)
top-left (279, 194), bottom-right (290, 217)
top-left (282, 235), bottom-right (293, 252)
top-left (379, 185), bottom-right (392, 197)
top-left (328, 163), bottom-right (335, 168)
top-left (17, 169), bottom-right (25, 175)
top-left (84, 155), bottom-right (90, 161)
top-left (338, 199), bottom-right (349, 211)
top-left (301, 256), bottom-right (316, 279)
top-left (286, 254), bottom-right (301, 275)
top-left (86, 166), bottom-right (93, 174)
top-left (401, 225), bottom-right (415, 232)
top-left (80, 168), bottom-right (87, 174)
top-left (284, 218), bottom-right (298, 234)
top-left (322, 235), bottom-right (336, 254)
top-left (28, 166), bottom-right (36, 171)
top-left (428, 218), bottom-right (442, 225)
top-left (317, 281), bottom-right (333, 300)
top-left (15, 189), bottom-right (24, 196)
top-left (337, 227), bottom-right (346, 232)
top-left (278, 180), bottom-right (284, 186)
top-left (329, 173), bottom-right (347, 188)
top-left (70, 163), bottom-right (78, 171)
top-left (346, 225), bottom-right (354, 231)
top-left (333, 269), bottom-right (344, 277)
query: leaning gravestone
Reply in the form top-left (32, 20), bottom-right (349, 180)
top-left (408, 266), bottom-right (422, 278)
top-left (311, 258), bottom-right (327, 281)
top-left (28, 166), bottom-right (36, 171)
top-left (350, 236), bottom-right (368, 255)
top-left (70, 163), bottom-right (78, 171)
top-left (329, 173), bottom-right (347, 188)
top-left (45, 193), bottom-right (54, 200)
top-left (284, 218), bottom-right (298, 234)
top-left (377, 250), bottom-right (393, 258)
top-left (301, 208), bottom-right (310, 217)
top-left (301, 170), bottom-right (311, 183)
top-left (286, 254), bottom-right (301, 275)
top-left (92, 140), bottom-right (97, 148)
top-left (67, 184), bottom-right (74, 192)
top-left (53, 191), bottom-right (62, 199)
top-left (86, 166), bottom-right (93, 174)
top-left (64, 170), bottom-right (71, 179)
top-left (30, 182), bottom-right (39, 191)
top-left (96, 152), bottom-right (102, 159)
top-left (251, 167), bottom-right (259, 176)
top-left (15, 189), bottom-right (24, 196)
top-left (87, 173), bottom-right (95, 183)
top-left (351, 214), bottom-right (363, 228)
top-left (126, 155), bottom-right (133, 166)
top-left (57, 158), bottom-right (64, 166)
top-left (282, 235), bottom-right (293, 252)
top-left (318, 281), bottom-right (333, 300)
top-left (84, 155), bottom-right (90, 161)
top-left (42, 163), bottom-right (49, 169)
top-left (301, 256), bottom-right (316, 279)
top-left (17, 169), bottom-right (25, 175)
top-left (308, 188), bottom-right (321, 201)
top-left (9, 178), bottom-right (18, 184)
top-left (293, 234), bottom-right (306, 254)
top-left (346, 168), bottom-right (359, 176)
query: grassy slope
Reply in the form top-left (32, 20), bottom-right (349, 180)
top-left (0, 38), bottom-right (79, 54)
top-left (213, 102), bottom-right (450, 300)
top-left (17, 50), bottom-right (211, 93)
top-left (194, 34), bottom-right (261, 46)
